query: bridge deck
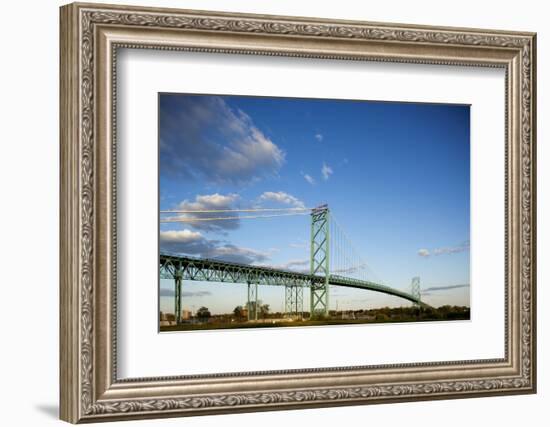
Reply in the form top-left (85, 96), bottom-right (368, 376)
top-left (160, 253), bottom-right (430, 308)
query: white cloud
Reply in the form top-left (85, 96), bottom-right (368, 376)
top-left (160, 229), bottom-right (203, 243)
top-left (259, 191), bottom-right (305, 209)
top-left (302, 173), bottom-right (315, 185)
top-left (168, 193), bottom-right (240, 231)
top-left (315, 133), bottom-right (323, 142)
top-left (321, 162), bottom-right (333, 180)
top-left (160, 95), bottom-right (285, 184)
top-left (178, 193), bottom-right (239, 211)
top-left (160, 228), bottom-right (271, 264)
top-left (418, 241), bottom-right (470, 258)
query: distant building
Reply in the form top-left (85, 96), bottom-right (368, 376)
top-left (359, 314), bottom-right (376, 321)
top-left (159, 312), bottom-right (176, 327)
top-left (181, 309), bottom-right (192, 320)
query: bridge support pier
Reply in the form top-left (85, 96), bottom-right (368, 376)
top-left (310, 206), bottom-right (330, 319)
top-left (285, 285), bottom-right (304, 318)
top-left (411, 276), bottom-right (421, 308)
top-left (174, 263), bottom-right (183, 325)
top-left (247, 281), bottom-right (258, 321)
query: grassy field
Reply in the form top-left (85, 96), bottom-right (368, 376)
top-left (160, 314), bottom-right (470, 332)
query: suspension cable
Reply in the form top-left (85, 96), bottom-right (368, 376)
top-left (161, 212), bottom-right (310, 223)
top-left (160, 207), bottom-right (313, 214)
top-left (329, 214), bottom-right (383, 284)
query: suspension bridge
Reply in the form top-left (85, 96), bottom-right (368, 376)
top-left (160, 204), bottom-right (431, 324)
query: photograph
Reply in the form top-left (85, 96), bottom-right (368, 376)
top-left (56, 2), bottom-right (536, 422)
top-left (158, 93), bottom-right (471, 331)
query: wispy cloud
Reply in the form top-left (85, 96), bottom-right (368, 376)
top-left (315, 133), bottom-right (323, 142)
top-left (160, 229), bottom-right (271, 265)
top-left (332, 263), bottom-right (368, 275)
top-left (282, 259), bottom-right (309, 270)
top-left (263, 258), bottom-right (309, 273)
top-left (422, 284), bottom-right (470, 293)
top-left (418, 241), bottom-right (470, 258)
top-left (302, 172), bottom-right (315, 185)
top-left (160, 289), bottom-right (212, 298)
top-left (330, 290), bottom-right (350, 297)
top-left (321, 162), bottom-right (333, 181)
top-left (259, 191), bottom-right (305, 208)
top-left (289, 240), bottom-right (307, 249)
top-left (160, 95), bottom-right (285, 184)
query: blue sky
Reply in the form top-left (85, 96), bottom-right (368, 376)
top-left (159, 94), bottom-right (470, 315)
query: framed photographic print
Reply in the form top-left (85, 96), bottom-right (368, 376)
top-left (60, 2), bottom-right (537, 423)
top-left (157, 93), bottom-right (471, 332)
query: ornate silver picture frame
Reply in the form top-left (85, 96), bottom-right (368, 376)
top-left (60, 2), bottom-right (536, 423)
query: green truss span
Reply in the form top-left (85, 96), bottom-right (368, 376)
top-left (159, 253), bottom-right (431, 309)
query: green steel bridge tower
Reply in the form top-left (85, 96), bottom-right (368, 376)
top-left (310, 205), bottom-right (330, 318)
